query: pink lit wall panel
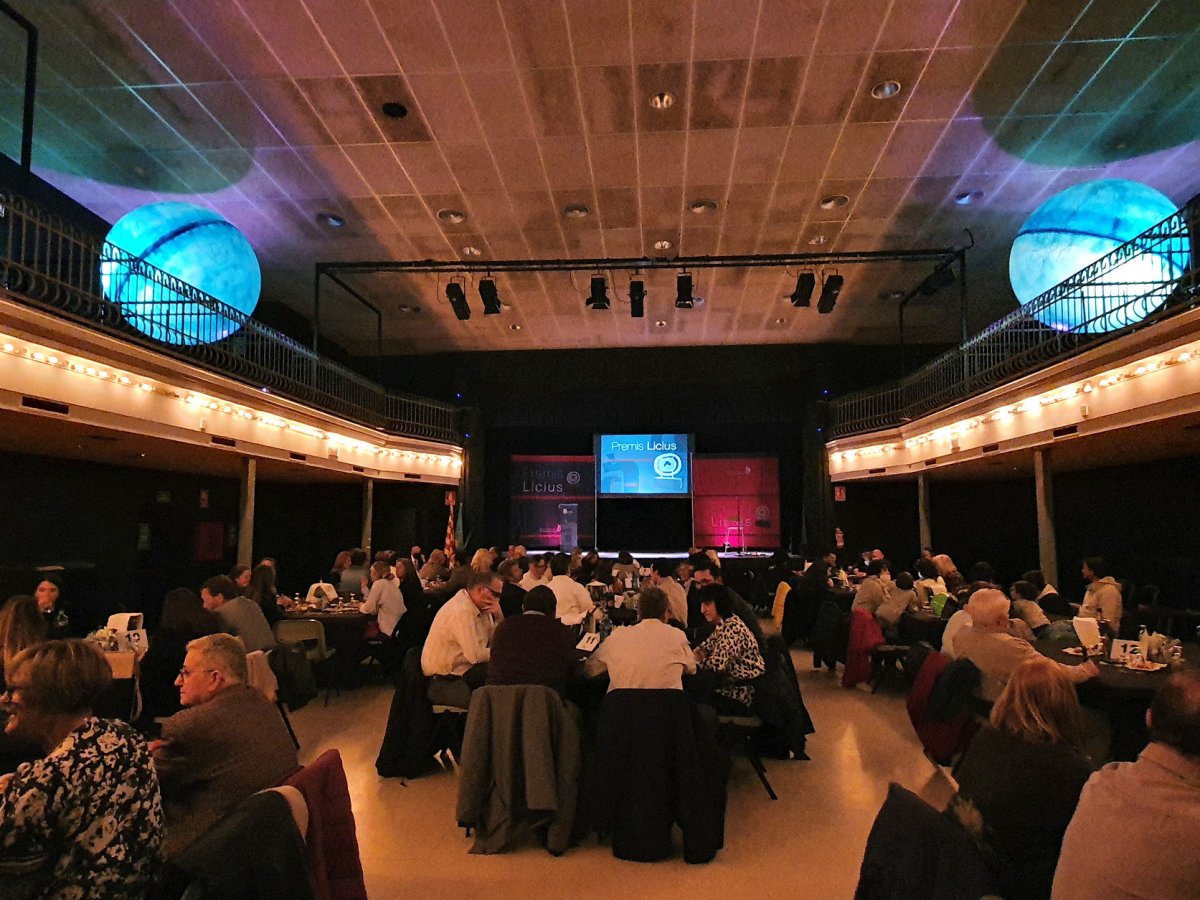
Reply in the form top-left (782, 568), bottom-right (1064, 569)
top-left (692, 456), bottom-right (780, 548)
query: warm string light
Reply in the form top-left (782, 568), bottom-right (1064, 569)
top-left (831, 341), bottom-right (1200, 464)
top-left (0, 333), bottom-right (463, 470)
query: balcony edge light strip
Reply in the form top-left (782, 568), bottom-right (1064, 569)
top-left (0, 332), bottom-right (463, 469)
top-left (829, 340), bottom-right (1200, 465)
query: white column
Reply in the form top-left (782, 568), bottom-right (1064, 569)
top-left (917, 472), bottom-right (932, 552)
top-left (361, 478), bottom-right (374, 555)
top-left (1034, 449), bottom-right (1058, 587)
top-left (237, 457), bottom-right (256, 566)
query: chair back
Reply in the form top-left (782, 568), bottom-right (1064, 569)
top-left (856, 783), bottom-right (1001, 899)
top-left (770, 581), bottom-right (791, 629)
top-left (246, 650), bottom-right (279, 702)
top-left (905, 650), bottom-right (978, 765)
top-left (281, 750), bottom-right (368, 900)
top-left (455, 684), bottom-right (581, 855)
top-left (843, 608), bottom-right (885, 687)
top-left (274, 619), bottom-right (330, 658)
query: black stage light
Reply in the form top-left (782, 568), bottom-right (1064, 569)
top-left (478, 278), bottom-right (501, 315)
top-left (587, 275), bottom-right (610, 309)
top-left (790, 272), bottom-right (816, 307)
top-left (918, 262), bottom-right (956, 296)
top-left (629, 280), bottom-right (645, 317)
top-left (817, 274), bottom-right (844, 314)
top-left (445, 282), bottom-right (471, 320)
top-left (675, 273), bottom-right (693, 309)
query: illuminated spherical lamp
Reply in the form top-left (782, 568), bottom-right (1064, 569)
top-left (1009, 179), bottom-right (1187, 334)
top-left (101, 202), bottom-right (261, 346)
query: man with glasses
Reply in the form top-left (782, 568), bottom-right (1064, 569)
top-left (151, 633), bottom-right (297, 860)
top-left (519, 554), bottom-right (552, 590)
top-left (421, 570), bottom-right (504, 708)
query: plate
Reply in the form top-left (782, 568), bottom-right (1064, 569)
top-left (1123, 660), bottom-right (1167, 672)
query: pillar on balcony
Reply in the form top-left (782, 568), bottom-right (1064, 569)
top-left (1034, 448), bottom-right (1058, 587)
top-left (237, 457), bottom-right (256, 566)
top-left (917, 472), bottom-right (932, 552)
top-left (361, 477), bottom-right (374, 556)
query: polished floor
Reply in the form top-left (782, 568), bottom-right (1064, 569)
top-left (291, 653), bottom-right (956, 900)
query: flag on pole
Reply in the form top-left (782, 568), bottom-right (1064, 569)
top-left (444, 499), bottom-right (457, 566)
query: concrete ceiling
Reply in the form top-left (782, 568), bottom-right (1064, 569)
top-left (2, 0), bottom-right (1199, 356)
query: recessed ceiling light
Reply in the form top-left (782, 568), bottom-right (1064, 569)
top-left (508, 323), bottom-right (521, 331)
top-left (954, 190), bottom-right (984, 205)
top-left (397, 303), bottom-right (423, 313)
top-left (879, 290), bottom-right (905, 301)
top-left (654, 320), bottom-right (668, 327)
top-left (381, 101), bottom-right (408, 119)
top-left (653, 239), bottom-right (673, 251)
top-left (689, 198), bottom-right (719, 214)
top-left (563, 203), bottom-right (590, 218)
top-left (819, 194), bottom-right (849, 210)
top-left (437, 208), bottom-right (466, 224)
top-left (316, 212), bottom-right (345, 228)
top-left (499, 302), bottom-right (513, 311)
top-left (462, 246), bottom-right (482, 256)
top-left (871, 80), bottom-right (901, 100)
top-left (649, 91), bottom-right (675, 110)
top-left (808, 234), bottom-right (829, 245)
top-left (775, 317), bottom-right (787, 324)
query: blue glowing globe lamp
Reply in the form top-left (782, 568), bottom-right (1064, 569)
top-left (101, 202), bottom-right (261, 346)
top-left (1009, 179), bottom-right (1188, 334)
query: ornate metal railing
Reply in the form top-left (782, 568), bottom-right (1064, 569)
top-left (829, 197), bottom-right (1200, 437)
top-left (0, 191), bottom-right (461, 443)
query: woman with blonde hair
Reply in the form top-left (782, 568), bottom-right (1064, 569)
top-left (950, 656), bottom-right (1093, 899)
top-left (469, 548), bottom-right (493, 573)
top-left (419, 549), bottom-right (449, 584)
top-left (931, 553), bottom-right (968, 599)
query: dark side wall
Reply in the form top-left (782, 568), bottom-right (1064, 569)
top-left (831, 455), bottom-right (1200, 607)
top-left (0, 451), bottom-right (453, 627)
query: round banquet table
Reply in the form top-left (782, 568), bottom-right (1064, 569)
top-left (283, 605), bottom-right (371, 685)
top-left (1038, 642), bottom-right (1172, 761)
top-left (899, 611), bottom-right (948, 650)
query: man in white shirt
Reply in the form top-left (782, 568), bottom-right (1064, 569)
top-left (585, 588), bottom-right (696, 689)
top-left (645, 559), bottom-right (688, 626)
top-left (421, 570), bottom-right (503, 708)
top-left (360, 561), bottom-right (406, 638)
top-left (518, 554), bottom-right (552, 591)
top-left (547, 552), bottom-right (594, 625)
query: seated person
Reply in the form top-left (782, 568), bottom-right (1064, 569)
top-left (34, 576), bottom-right (74, 639)
top-left (950, 657), bottom-right (1093, 900)
top-left (1079, 556), bottom-right (1123, 634)
top-left (953, 589), bottom-right (1096, 702)
top-left (200, 575), bottom-right (276, 653)
top-left (692, 585), bottom-right (766, 715)
top-left (421, 570), bottom-right (503, 708)
top-left (1009, 580), bottom-right (1051, 635)
top-left (644, 559), bottom-right (689, 626)
top-left (244, 563), bottom-right (285, 626)
top-left (518, 554), bottom-right (551, 590)
top-left (418, 549), bottom-right (450, 585)
top-left (1022, 569), bottom-right (1070, 617)
top-left (1, 595), bottom-right (48, 693)
top-left (688, 558), bottom-right (768, 654)
top-left (153, 633), bottom-right (298, 860)
top-left (486, 586), bottom-right (579, 694)
top-left (360, 560), bottom-right (407, 639)
top-left (852, 562), bottom-right (893, 616)
top-left (338, 549), bottom-right (370, 597)
top-left (944, 588), bottom-right (1036, 659)
top-left (585, 588), bottom-right (696, 689)
top-left (0, 640), bottom-right (164, 896)
top-left (139, 588), bottom-right (220, 719)
top-left (496, 559), bottom-right (526, 619)
top-left (914, 557), bottom-right (946, 598)
top-left (1054, 669), bottom-right (1200, 899)
top-left (547, 552), bottom-right (594, 625)
top-left (876, 571), bottom-right (918, 638)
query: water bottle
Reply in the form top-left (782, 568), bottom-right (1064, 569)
top-left (1138, 625), bottom-right (1150, 660)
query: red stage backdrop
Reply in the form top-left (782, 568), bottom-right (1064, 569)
top-left (693, 455), bottom-right (780, 549)
top-left (510, 455), bottom-right (596, 549)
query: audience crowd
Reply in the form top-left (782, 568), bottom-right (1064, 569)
top-left (0, 536), bottom-right (1196, 898)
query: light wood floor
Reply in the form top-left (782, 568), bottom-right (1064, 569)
top-left (291, 653), bottom-right (956, 900)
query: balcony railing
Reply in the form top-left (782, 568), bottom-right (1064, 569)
top-left (0, 191), bottom-right (461, 444)
top-left (829, 196), bottom-right (1200, 437)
